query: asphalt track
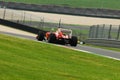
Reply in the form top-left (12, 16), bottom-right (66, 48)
top-left (0, 25), bottom-right (120, 60)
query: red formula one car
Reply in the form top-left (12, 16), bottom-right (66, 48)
top-left (36, 28), bottom-right (78, 46)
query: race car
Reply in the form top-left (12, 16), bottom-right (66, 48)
top-left (36, 28), bottom-right (78, 46)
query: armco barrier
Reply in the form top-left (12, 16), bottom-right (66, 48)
top-left (0, 19), bottom-right (46, 34)
top-left (85, 39), bottom-right (120, 48)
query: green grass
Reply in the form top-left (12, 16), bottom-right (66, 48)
top-left (0, 34), bottom-right (120, 80)
top-left (3, 0), bottom-right (120, 10)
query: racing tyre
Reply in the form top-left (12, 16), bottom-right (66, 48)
top-left (70, 36), bottom-right (77, 46)
top-left (37, 31), bottom-right (45, 41)
top-left (48, 33), bottom-right (56, 43)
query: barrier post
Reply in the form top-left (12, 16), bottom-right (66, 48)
top-left (108, 25), bottom-right (112, 39)
top-left (88, 26), bottom-right (92, 38)
top-left (95, 25), bottom-right (99, 38)
top-left (101, 24), bottom-right (105, 38)
top-left (3, 6), bottom-right (6, 19)
top-left (116, 25), bottom-right (120, 40)
top-left (91, 25), bottom-right (95, 38)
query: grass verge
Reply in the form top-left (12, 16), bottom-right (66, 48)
top-left (0, 34), bottom-right (120, 80)
top-left (4, 0), bottom-right (120, 10)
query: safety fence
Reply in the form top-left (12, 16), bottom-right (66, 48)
top-left (89, 24), bottom-right (120, 41)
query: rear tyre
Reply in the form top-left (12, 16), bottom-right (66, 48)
top-left (37, 31), bottom-right (45, 41)
top-left (48, 33), bottom-right (56, 43)
top-left (70, 36), bottom-right (77, 46)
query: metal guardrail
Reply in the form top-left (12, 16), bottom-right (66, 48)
top-left (85, 39), bottom-right (120, 48)
top-left (0, 19), bottom-right (46, 34)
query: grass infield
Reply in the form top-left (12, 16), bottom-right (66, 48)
top-left (0, 34), bottom-right (120, 80)
top-left (3, 0), bottom-right (120, 10)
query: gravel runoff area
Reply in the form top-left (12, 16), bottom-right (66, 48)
top-left (0, 8), bottom-right (120, 25)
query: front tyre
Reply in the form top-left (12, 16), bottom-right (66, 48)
top-left (70, 36), bottom-right (77, 46)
